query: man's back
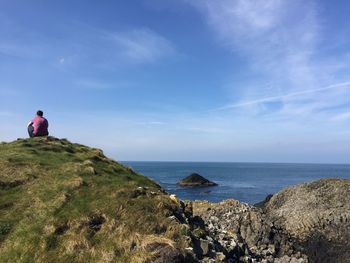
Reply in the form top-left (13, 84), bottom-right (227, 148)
top-left (32, 116), bottom-right (49, 136)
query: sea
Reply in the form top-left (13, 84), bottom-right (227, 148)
top-left (122, 162), bottom-right (350, 205)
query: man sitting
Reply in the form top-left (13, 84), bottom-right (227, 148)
top-left (28, 110), bottom-right (49, 138)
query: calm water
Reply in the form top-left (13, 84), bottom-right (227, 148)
top-left (122, 162), bottom-right (350, 204)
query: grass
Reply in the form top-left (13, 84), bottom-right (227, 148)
top-left (0, 137), bottom-right (193, 263)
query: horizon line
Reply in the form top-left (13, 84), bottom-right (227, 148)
top-left (120, 160), bottom-right (350, 166)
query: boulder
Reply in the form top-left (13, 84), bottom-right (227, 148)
top-left (177, 173), bottom-right (218, 187)
top-left (263, 178), bottom-right (350, 263)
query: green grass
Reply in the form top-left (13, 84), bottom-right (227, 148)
top-left (0, 137), bottom-right (192, 263)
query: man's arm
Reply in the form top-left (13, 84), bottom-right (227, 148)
top-left (27, 121), bottom-right (33, 127)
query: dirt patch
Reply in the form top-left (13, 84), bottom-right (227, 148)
top-left (0, 179), bottom-right (27, 189)
top-left (54, 222), bottom-right (69, 235)
top-left (88, 214), bottom-right (105, 234)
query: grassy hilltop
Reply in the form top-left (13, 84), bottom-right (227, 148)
top-left (0, 137), bottom-right (193, 263)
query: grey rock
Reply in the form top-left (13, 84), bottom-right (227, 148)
top-left (177, 173), bottom-right (218, 187)
top-left (200, 239), bottom-right (210, 256)
top-left (264, 178), bottom-right (350, 263)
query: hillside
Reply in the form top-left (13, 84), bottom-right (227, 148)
top-left (1, 137), bottom-right (349, 263)
top-left (0, 137), bottom-right (195, 263)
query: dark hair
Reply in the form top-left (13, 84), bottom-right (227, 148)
top-left (37, 110), bottom-right (43, 117)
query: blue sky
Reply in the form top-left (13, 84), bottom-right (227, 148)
top-left (1, 0), bottom-right (350, 163)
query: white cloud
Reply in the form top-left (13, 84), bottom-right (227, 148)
top-left (332, 112), bottom-right (350, 122)
top-left (109, 28), bottom-right (175, 63)
top-left (184, 127), bottom-right (226, 134)
top-left (134, 121), bottom-right (166, 126)
top-left (188, 0), bottom-right (319, 88)
top-left (0, 18), bottom-right (175, 68)
top-left (187, 0), bottom-right (350, 122)
top-left (213, 81), bottom-right (350, 111)
top-left (191, 0), bottom-right (285, 38)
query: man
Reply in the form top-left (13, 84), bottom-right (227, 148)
top-left (27, 110), bottom-right (49, 138)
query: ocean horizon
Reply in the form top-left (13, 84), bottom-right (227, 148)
top-left (122, 161), bottom-right (350, 204)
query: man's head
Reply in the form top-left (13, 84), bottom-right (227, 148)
top-left (37, 110), bottom-right (43, 117)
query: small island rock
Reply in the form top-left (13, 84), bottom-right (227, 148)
top-left (177, 173), bottom-right (218, 187)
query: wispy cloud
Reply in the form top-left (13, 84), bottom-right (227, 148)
top-left (213, 81), bottom-right (350, 111)
top-left (188, 0), bottom-right (319, 90)
top-left (0, 18), bottom-right (175, 68)
top-left (331, 112), bottom-right (350, 122)
top-left (67, 25), bottom-right (176, 67)
top-left (134, 121), bottom-right (166, 126)
top-left (74, 78), bottom-right (139, 91)
top-left (184, 127), bottom-right (226, 134)
top-left (108, 28), bottom-right (175, 64)
top-left (187, 0), bottom-right (350, 121)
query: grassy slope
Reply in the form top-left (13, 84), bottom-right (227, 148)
top-left (0, 137), bottom-right (191, 263)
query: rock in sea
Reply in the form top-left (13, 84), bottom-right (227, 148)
top-left (177, 173), bottom-right (218, 187)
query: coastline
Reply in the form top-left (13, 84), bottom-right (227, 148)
top-left (1, 138), bottom-right (349, 263)
top-left (122, 161), bottom-right (350, 204)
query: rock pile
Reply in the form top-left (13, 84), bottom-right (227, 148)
top-left (190, 200), bottom-right (307, 263)
top-left (181, 178), bottom-right (350, 263)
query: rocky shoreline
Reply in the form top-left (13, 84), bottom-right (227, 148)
top-left (174, 178), bottom-right (350, 263)
top-left (187, 200), bottom-right (307, 263)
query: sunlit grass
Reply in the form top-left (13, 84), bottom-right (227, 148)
top-left (0, 137), bottom-right (192, 263)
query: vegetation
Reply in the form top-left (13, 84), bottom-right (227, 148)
top-left (0, 137), bottom-right (192, 263)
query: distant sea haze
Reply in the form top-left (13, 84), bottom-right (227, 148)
top-left (122, 162), bottom-right (350, 204)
